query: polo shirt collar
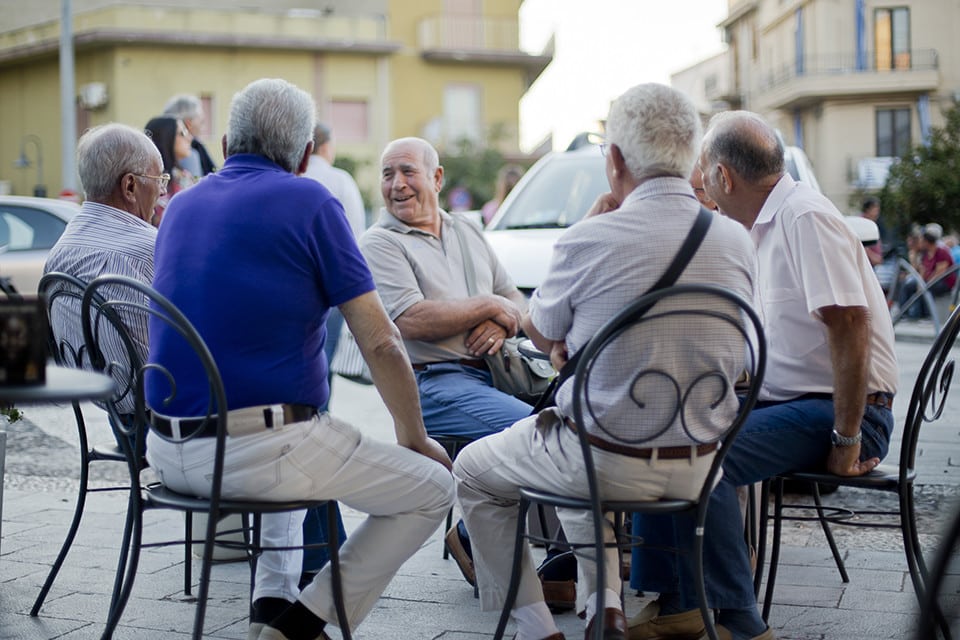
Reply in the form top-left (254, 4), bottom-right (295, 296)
top-left (377, 208), bottom-right (451, 238)
top-left (753, 174), bottom-right (796, 229)
top-left (221, 153), bottom-right (288, 173)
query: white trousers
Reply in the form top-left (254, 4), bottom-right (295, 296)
top-left (146, 413), bottom-right (454, 629)
top-left (453, 409), bottom-right (715, 615)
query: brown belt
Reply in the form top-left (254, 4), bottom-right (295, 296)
top-left (564, 418), bottom-right (718, 460)
top-left (865, 392), bottom-right (894, 410)
top-left (150, 403), bottom-right (318, 439)
top-left (411, 358), bottom-right (488, 372)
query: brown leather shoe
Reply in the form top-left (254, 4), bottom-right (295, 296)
top-left (585, 608), bottom-right (627, 640)
top-left (627, 601), bottom-right (704, 640)
top-left (444, 525), bottom-right (476, 587)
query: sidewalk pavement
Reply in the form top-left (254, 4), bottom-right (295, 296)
top-left (2, 338), bottom-right (960, 639)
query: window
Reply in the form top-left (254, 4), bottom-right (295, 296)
top-left (875, 7), bottom-right (910, 70)
top-left (876, 107), bottom-right (912, 157)
top-left (329, 100), bottom-right (369, 143)
top-left (443, 85), bottom-right (481, 145)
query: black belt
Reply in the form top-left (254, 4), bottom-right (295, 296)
top-left (411, 358), bottom-right (488, 372)
top-left (564, 418), bottom-right (718, 460)
top-left (798, 392), bottom-right (894, 411)
top-left (150, 403), bottom-right (318, 438)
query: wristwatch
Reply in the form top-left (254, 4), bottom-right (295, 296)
top-left (831, 429), bottom-right (862, 447)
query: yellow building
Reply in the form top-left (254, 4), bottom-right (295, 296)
top-left (0, 0), bottom-right (551, 200)
top-left (676, 0), bottom-right (959, 211)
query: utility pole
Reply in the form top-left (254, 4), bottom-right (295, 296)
top-left (59, 0), bottom-right (77, 193)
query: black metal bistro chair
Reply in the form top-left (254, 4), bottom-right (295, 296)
top-left (914, 498), bottom-right (960, 640)
top-left (492, 284), bottom-right (766, 640)
top-left (31, 272), bottom-right (133, 617)
top-left (758, 301), bottom-right (960, 637)
top-left (81, 274), bottom-right (350, 640)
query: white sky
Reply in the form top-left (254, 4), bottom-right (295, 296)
top-left (519, 0), bottom-right (729, 151)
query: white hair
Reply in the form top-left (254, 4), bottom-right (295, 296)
top-left (225, 78), bottom-right (316, 173)
top-left (76, 123), bottom-right (161, 201)
top-left (162, 94), bottom-right (203, 120)
top-left (605, 83), bottom-right (701, 181)
top-left (381, 137), bottom-right (440, 175)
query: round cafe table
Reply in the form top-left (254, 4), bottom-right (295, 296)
top-left (0, 364), bottom-right (115, 553)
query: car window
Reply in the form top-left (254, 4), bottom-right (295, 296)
top-left (0, 206), bottom-right (67, 251)
top-left (494, 154), bottom-right (607, 230)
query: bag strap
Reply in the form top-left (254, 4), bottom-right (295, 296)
top-left (450, 214), bottom-right (479, 297)
top-left (533, 206), bottom-right (714, 412)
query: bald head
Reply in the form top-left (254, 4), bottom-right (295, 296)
top-left (702, 111), bottom-right (784, 184)
top-left (381, 137), bottom-right (439, 175)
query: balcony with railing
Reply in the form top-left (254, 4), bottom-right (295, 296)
top-left (417, 15), bottom-right (552, 80)
top-left (755, 49), bottom-right (939, 111)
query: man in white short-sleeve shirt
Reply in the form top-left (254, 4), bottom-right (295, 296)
top-left (629, 111), bottom-right (898, 640)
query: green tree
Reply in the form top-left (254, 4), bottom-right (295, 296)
top-left (439, 136), bottom-right (506, 211)
top-left (880, 100), bottom-right (960, 236)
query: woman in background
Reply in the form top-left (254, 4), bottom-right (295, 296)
top-left (145, 116), bottom-right (197, 225)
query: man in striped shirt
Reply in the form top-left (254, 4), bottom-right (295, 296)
top-left (44, 123), bottom-right (163, 423)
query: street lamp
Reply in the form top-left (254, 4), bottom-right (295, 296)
top-left (13, 134), bottom-right (46, 198)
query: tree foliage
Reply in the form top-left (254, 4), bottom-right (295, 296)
top-left (439, 136), bottom-right (508, 212)
top-left (880, 100), bottom-right (960, 236)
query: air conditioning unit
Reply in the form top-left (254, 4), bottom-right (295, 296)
top-left (78, 82), bottom-right (108, 110)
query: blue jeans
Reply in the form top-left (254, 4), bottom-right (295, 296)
top-left (415, 362), bottom-right (533, 439)
top-left (629, 396), bottom-right (894, 610)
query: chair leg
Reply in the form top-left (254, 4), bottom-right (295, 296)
top-left (191, 507), bottom-right (222, 640)
top-left (442, 506), bottom-right (454, 560)
top-left (327, 501), bottom-right (352, 640)
top-left (32, 405), bottom-right (92, 616)
top-left (900, 484), bottom-right (951, 639)
top-left (184, 511), bottom-right (193, 596)
top-left (493, 498), bottom-right (532, 640)
top-left (810, 483), bottom-right (848, 582)
top-left (761, 478), bottom-right (785, 622)
top-left (753, 480), bottom-right (770, 598)
top-left (100, 496), bottom-right (144, 640)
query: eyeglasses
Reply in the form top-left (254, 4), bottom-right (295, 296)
top-left (692, 187), bottom-right (706, 195)
top-left (133, 172), bottom-right (170, 190)
top-left (178, 126), bottom-right (191, 138)
top-left (599, 142), bottom-right (608, 157)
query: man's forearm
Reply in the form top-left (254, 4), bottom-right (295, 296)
top-left (823, 305), bottom-right (870, 435)
top-left (395, 297), bottom-right (500, 342)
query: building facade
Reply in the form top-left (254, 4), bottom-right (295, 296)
top-left (677, 0), bottom-right (958, 211)
top-left (0, 0), bottom-right (550, 200)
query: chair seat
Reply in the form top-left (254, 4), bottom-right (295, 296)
top-left (145, 484), bottom-right (333, 515)
top-left (784, 463), bottom-right (913, 491)
top-left (519, 486), bottom-right (696, 514)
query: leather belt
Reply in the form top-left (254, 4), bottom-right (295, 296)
top-left (150, 403), bottom-right (318, 439)
top-left (800, 392), bottom-right (894, 411)
top-left (411, 358), bottom-right (488, 372)
top-left (564, 418), bottom-right (718, 460)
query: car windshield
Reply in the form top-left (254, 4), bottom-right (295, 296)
top-left (493, 152), bottom-right (608, 230)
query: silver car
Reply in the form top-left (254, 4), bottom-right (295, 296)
top-left (484, 141), bottom-right (822, 295)
top-left (0, 196), bottom-right (80, 294)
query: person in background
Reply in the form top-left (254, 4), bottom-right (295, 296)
top-left (144, 116), bottom-right (196, 225)
top-left (481, 164), bottom-right (525, 225)
top-left (898, 222), bottom-right (956, 319)
top-left (163, 93), bottom-right (217, 176)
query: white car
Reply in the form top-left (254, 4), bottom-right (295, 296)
top-left (485, 140), bottom-right (822, 294)
top-left (0, 196), bottom-right (80, 294)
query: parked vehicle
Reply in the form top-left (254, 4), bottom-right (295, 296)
top-left (484, 137), bottom-right (822, 294)
top-left (0, 196), bottom-right (80, 294)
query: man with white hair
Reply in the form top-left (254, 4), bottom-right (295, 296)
top-left (452, 84), bottom-right (757, 640)
top-left (163, 93), bottom-right (217, 176)
top-left (146, 78), bottom-right (454, 640)
top-left (44, 123), bottom-right (163, 397)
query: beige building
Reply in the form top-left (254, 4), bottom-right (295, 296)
top-left (0, 0), bottom-right (550, 200)
top-left (676, 0), bottom-right (957, 211)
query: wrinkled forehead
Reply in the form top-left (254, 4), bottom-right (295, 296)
top-left (382, 144), bottom-right (428, 171)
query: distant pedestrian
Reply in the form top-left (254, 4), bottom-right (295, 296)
top-left (163, 94), bottom-right (217, 176)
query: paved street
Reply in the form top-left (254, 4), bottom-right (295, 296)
top-left (1, 334), bottom-right (959, 639)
